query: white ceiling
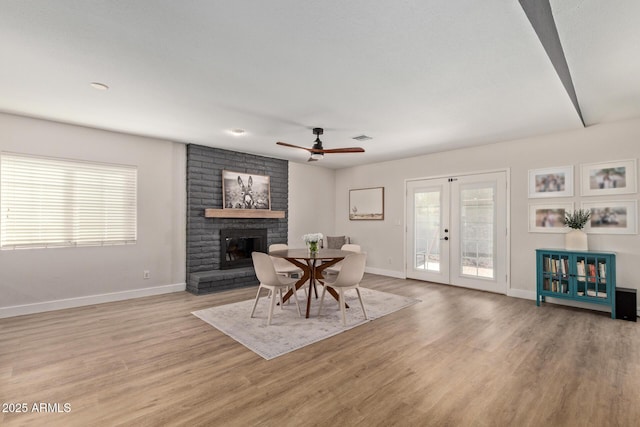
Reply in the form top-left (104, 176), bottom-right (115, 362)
top-left (1, 1), bottom-right (638, 169)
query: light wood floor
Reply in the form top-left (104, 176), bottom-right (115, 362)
top-left (1, 275), bottom-right (639, 427)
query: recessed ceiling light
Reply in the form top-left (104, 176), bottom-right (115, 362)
top-left (90, 82), bottom-right (109, 91)
top-left (230, 128), bottom-right (246, 135)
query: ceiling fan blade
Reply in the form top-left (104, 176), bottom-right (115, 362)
top-left (307, 157), bottom-right (319, 162)
top-left (276, 141), bottom-right (313, 152)
top-left (319, 147), bottom-right (365, 154)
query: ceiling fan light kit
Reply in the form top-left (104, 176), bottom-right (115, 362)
top-left (276, 127), bottom-right (365, 161)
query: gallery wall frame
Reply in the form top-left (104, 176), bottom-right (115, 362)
top-left (222, 170), bottom-right (271, 210)
top-left (580, 159), bottom-right (637, 196)
top-left (528, 203), bottom-right (574, 233)
top-left (349, 187), bottom-right (384, 220)
top-left (528, 166), bottom-right (573, 198)
top-left (581, 200), bottom-right (638, 235)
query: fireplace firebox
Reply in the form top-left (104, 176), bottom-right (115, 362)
top-left (220, 228), bottom-right (268, 269)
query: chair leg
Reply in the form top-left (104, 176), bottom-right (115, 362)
top-left (250, 285), bottom-right (263, 318)
top-left (291, 286), bottom-right (302, 317)
top-left (339, 289), bottom-right (347, 326)
top-left (267, 287), bottom-right (277, 325)
top-left (317, 284), bottom-right (328, 316)
top-left (278, 288), bottom-right (284, 310)
top-left (355, 287), bottom-right (368, 320)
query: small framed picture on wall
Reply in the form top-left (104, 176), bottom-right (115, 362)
top-left (528, 203), bottom-right (573, 233)
top-left (580, 159), bottom-right (637, 196)
top-left (581, 200), bottom-right (638, 235)
top-left (528, 166), bottom-right (574, 198)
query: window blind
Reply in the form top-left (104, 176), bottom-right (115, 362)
top-left (1, 152), bottom-right (137, 249)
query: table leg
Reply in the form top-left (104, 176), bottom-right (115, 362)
top-left (281, 256), bottom-right (349, 314)
top-left (305, 259), bottom-right (315, 318)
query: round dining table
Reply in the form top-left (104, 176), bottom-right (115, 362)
top-left (269, 248), bottom-right (354, 318)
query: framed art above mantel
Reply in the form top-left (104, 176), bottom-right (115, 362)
top-left (222, 170), bottom-right (271, 210)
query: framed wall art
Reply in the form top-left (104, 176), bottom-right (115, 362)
top-left (349, 187), bottom-right (384, 220)
top-left (528, 203), bottom-right (573, 233)
top-left (222, 170), bottom-right (271, 210)
top-left (581, 200), bottom-right (637, 235)
top-left (528, 166), bottom-right (573, 198)
top-left (580, 159), bottom-right (637, 196)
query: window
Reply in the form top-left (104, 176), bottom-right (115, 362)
top-left (1, 152), bottom-right (137, 249)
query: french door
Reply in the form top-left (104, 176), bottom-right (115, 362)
top-left (406, 171), bottom-right (507, 294)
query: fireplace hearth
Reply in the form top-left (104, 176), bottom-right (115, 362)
top-left (220, 228), bottom-right (268, 269)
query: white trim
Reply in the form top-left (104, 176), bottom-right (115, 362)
top-left (405, 167), bottom-right (512, 184)
top-left (0, 282), bottom-right (186, 319)
top-left (507, 288), bottom-right (536, 300)
top-left (365, 266), bottom-right (406, 279)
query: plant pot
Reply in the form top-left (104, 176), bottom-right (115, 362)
top-left (565, 229), bottom-right (588, 251)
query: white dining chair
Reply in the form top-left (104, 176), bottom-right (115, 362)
top-left (251, 252), bottom-right (301, 325)
top-left (269, 243), bottom-right (303, 278)
top-left (324, 243), bottom-right (362, 276)
top-left (317, 252), bottom-right (368, 326)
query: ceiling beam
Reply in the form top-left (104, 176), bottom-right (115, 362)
top-left (519, 0), bottom-right (585, 126)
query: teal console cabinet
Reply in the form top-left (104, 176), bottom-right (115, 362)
top-left (536, 249), bottom-right (616, 319)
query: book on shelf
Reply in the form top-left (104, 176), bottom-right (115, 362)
top-left (576, 260), bottom-right (586, 281)
top-left (588, 264), bottom-right (596, 282)
top-left (598, 262), bottom-right (606, 283)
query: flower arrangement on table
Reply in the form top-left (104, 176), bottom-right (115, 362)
top-left (302, 233), bottom-right (323, 254)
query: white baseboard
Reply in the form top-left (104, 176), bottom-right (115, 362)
top-left (0, 282), bottom-right (186, 319)
top-left (364, 266), bottom-right (406, 279)
top-left (507, 288), bottom-right (536, 300)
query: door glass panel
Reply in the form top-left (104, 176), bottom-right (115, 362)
top-left (459, 184), bottom-right (495, 279)
top-left (414, 190), bottom-right (440, 271)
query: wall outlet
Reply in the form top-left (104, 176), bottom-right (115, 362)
top-left (143, 270), bottom-right (150, 279)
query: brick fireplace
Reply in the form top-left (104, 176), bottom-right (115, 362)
top-left (185, 144), bottom-right (288, 295)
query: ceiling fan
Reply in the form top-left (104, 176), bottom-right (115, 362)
top-left (277, 128), bottom-right (365, 162)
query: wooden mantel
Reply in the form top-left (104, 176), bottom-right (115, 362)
top-left (204, 209), bottom-right (285, 219)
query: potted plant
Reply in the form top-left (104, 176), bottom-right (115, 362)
top-left (563, 209), bottom-right (591, 250)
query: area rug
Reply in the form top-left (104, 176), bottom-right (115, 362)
top-left (192, 288), bottom-right (420, 360)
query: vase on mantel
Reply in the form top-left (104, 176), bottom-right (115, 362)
top-left (565, 229), bottom-right (588, 251)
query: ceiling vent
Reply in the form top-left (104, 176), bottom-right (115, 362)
top-left (352, 135), bottom-right (372, 141)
